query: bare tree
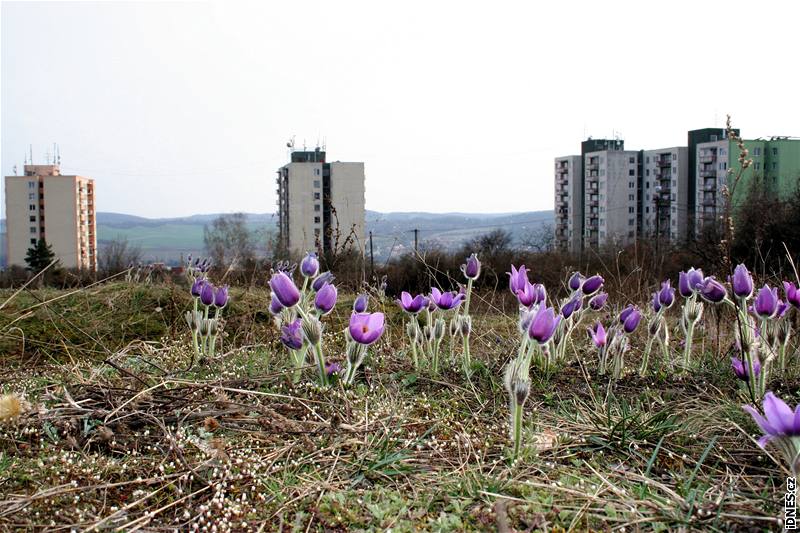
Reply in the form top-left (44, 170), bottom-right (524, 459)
top-left (203, 213), bottom-right (255, 271)
top-left (99, 237), bottom-right (142, 274)
top-left (465, 229), bottom-right (514, 258)
top-left (519, 223), bottom-right (555, 253)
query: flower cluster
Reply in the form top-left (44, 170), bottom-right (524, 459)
top-left (270, 253), bottom-right (384, 386)
top-left (184, 262), bottom-right (229, 369)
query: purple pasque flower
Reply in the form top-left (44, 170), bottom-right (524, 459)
top-left (587, 321), bottom-right (606, 348)
top-left (697, 276), bottom-right (727, 304)
top-left (619, 304), bottom-right (642, 333)
top-left (528, 305), bottom-right (561, 344)
top-left (300, 252), bottom-right (320, 278)
top-left (679, 267), bottom-right (704, 298)
top-left (732, 264), bottom-right (754, 299)
top-left (270, 271), bottom-right (301, 308)
top-left (743, 391), bottom-right (800, 448)
top-left (784, 281), bottom-right (800, 309)
top-left (658, 280), bottom-right (675, 309)
top-left (353, 293), bottom-right (369, 313)
top-left (325, 361), bottom-right (342, 376)
top-left (515, 282), bottom-right (546, 308)
top-left (731, 356), bottom-right (760, 382)
top-left (561, 296), bottom-right (582, 320)
top-left (200, 282), bottom-right (216, 306)
top-left (269, 293), bottom-right (284, 315)
top-left (462, 253), bottom-right (481, 280)
top-left (213, 285), bottom-right (229, 309)
top-left (191, 278), bottom-right (206, 298)
top-left (568, 272), bottom-right (584, 292)
top-left (312, 271), bottom-right (334, 292)
top-left (349, 312), bottom-right (385, 345)
top-left (508, 265), bottom-right (529, 295)
top-left (430, 287), bottom-right (464, 311)
top-left (314, 283), bottom-right (338, 315)
top-left (279, 319), bottom-right (304, 350)
top-left (581, 275), bottom-right (604, 296)
top-left (754, 284), bottom-right (779, 319)
top-left (651, 292), bottom-right (662, 313)
top-left (588, 292), bottom-right (608, 311)
top-left (397, 291), bottom-right (427, 314)
top-left (777, 300), bottom-right (789, 319)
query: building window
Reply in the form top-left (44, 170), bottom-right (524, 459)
top-left (29, 204), bottom-right (36, 211)
top-left (753, 147), bottom-right (761, 156)
top-left (628, 169), bottom-right (635, 176)
top-left (646, 169), bottom-right (650, 176)
top-left (30, 227), bottom-right (36, 234)
top-left (314, 216), bottom-right (321, 223)
top-left (313, 180), bottom-right (321, 188)
top-left (772, 162), bottom-right (777, 170)
top-left (710, 134), bottom-right (718, 141)
top-left (672, 167), bottom-right (677, 174)
top-left (629, 157), bottom-right (635, 164)
top-left (629, 182), bottom-right (635, 188)
top-left (29, 215), bottom-right (36, 222)
top-left (314, 192), bottom-right (321, 200)
top-left (629, 219), bottom-right (635, 226)
top-left (314, 168), bottom-right (321, 176)
top-left (773, 147), bottom-right (778, 156)
top-left (599, 169), bottom-right (605, 176)
top-left (646, 182), bottom-right (650, 189)
top-left (672, 153), bottom-right (677, 160)
top-left (31, 238), bottom-right (37, 245)
top-left (29, 193), bottom-right (36, 200)
top-left (28, 181), bottom-right (36, 189)
top-left (628, 207), bottom-right (635, 214)
top-left (314, 228), bottom-right (321, 237)
top-left (314, 204), bottom-right (321, 212)
top-left (755, 162), bottom-right (761, 170)
top-left (720, 148), bottom-right (726, 155)
top-left (646, 206), bottom-right (650, 213)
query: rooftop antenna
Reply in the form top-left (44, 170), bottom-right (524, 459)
top-left (13, 165), bottom-right (18, 175)
top-left (57, 144), bottom-right (61, 165)
top-left (24, 152), bottom-right (27, 165)
top-left (322, 136), bottom-right (326, 151)
top-left (29, 144), bottom-right (33, 165)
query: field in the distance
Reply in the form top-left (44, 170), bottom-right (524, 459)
top-left (0, 281), bottom-right (788, 531)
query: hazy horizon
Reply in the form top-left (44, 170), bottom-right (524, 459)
top-left (3, 1), bottom-right (800, 219)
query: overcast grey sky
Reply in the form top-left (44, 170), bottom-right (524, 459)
top-left (2, 0), bottom-right (800, 218)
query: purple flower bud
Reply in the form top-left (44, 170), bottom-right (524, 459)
top-left (430, 287), bottom-right (464, 311)
top-left (213, 285), bottom-right (229, 308)
top-left (561, 296), bottom-right (582, 319)
top-left (270, 271), bottom-right (301, 308)
top-left (732, 264), bottom-right (754, 299)
top-left (268, 294), bottom-right (284, 315)
top-left (754, 284), bottom-right (779, 319)
top-left (588, 292), bottom-right (608, 311)
top-left (312, 271), bottom-right (334, 292)
top-left (300, 252), bottom-right (320, 278)
top-left (568, 272), bottom-right (584, 292)
top-left (697, 276), bottom-right (727, 304)
top-left (528, 305), bottom-right (561, 344)
top-left (280, 319), bottom-right (304, 350)
top-left (587, 321), bottom-right (606, 348)
top-left (777, 300), bottom-right (789, 318)
top-left (515, 282), bottom-right (537, 308)
top-left (349, 312), bottom-right (385, 345)
top-left (531, 283), bottom-right (547, 306)
top-left (353, 293), bottom-right (369, 313)
top-left (679, 268), bottom-right (704, 298)
top-left (200, 282), bottom-right (215, 306)
top-left (651, 292), bottom-right (662, 313)
top-left (581, 275), bottom-right (604, 296)
top-left (462, 253), bottom-right (481, 280)
top-left (731, 356), bottom-right (760, 382)
top-left (619, 304), bottom-right (642, 333)
top-left (314, 283), bottom-right (338, 315)
top-left (784, 281), bottom-right (800, 308)
top-left (508, 265), bottom-right (529, 295)
top-left (397, 291), bottom-right (427, 314)
top-left (658, 280), bottom-right (675, 309)
top-left (325, 361), bottom-right (342, 376)
top-left (191, 278), bottom-right (206, 298)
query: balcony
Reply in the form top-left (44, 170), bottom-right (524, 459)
top-left (703, 182), bottom-right (717, 192)
top-left (699, 155), bottom-right (716, 164)
top-left (556, 165), bottom-right (569, 174)
top-left (656, 158), bottom-right (671, 168)
top-left (699, 169), bottom-right (717, 178)
top-left (587, 162), bottom-right (599, 171)
top-left (702, 197), bottom-right (716, 207)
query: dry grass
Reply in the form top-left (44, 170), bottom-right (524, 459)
top-left (0, 281), bottom-right (792, 531)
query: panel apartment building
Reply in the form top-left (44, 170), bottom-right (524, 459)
top-left (4, 164), bottom-right (96, 270)
top-left (556, 127), bottom-right (800, 253)
top-left (276, 148), bottom-right (366, 256)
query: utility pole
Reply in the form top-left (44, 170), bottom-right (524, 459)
top-left (369, 231), bottom-right (374, 280)
top-left (413, 229), bottom-right (419, 254)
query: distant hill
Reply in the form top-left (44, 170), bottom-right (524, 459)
top-left (1, 210), bottom-right (553, 266)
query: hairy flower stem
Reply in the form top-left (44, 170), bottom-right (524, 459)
top-left (682, 321), bottom-right (696, 370)
top-left (640, 335), bottom-right (656, 377)
top-left (462, 334), bottom-right (472, 376)
top-left (313, 342), bottom-right (328, 386)
top-left (511, 402), bottom-right (523, 460)
top-left (202, 305), bottom-right (210, 355)
top-left (209, 308), bottom-right (223, 357)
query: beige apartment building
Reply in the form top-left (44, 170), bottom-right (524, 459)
top-left (276, 148), bottom-right (365, 256)
top-left (584, 150), bottom-right (639, 250)
top-left (641, 147), bottom-right (688, 242)
top-left (4, 164), bottom-right (96, 270)
top-left (554, 155), bottom-right (582, 254)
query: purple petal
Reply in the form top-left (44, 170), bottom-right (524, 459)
top-left (764, 392), bottom-right (796, 435)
